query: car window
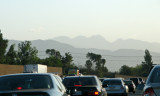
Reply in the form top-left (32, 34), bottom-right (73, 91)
top-left (63, 77), bottom-right (97, 87)
top-left (54, 75), bottom-right (66, 91)
top-left (53, 76), bottom-right (63, 92)
top-left (150, 67), bottom-right (160, 83)
top-left (103, 80), bottom-right (122, 85)
top-left (130, 78), bottom-right (138, 84)
top-left (0, 75), bottom-right (53, 90)
top-left (124, 81), bottom-right (132, 85)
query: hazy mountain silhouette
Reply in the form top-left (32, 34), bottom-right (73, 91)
top-left (8, 39), bottom-right (160, 72)
top-left (52, 35), bottom-right (160, 53)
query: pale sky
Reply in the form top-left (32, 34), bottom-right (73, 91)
top-left (0, 0), bottom-right (160, 42)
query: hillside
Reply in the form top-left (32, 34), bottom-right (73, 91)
top-left (8, 39), bottom-right (160, 72)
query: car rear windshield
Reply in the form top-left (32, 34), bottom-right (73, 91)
top-left (0, 75), bottom-right (53, 91)
top-left (150, 67), bottom-right (160, 83)
top-left (103, 80), bottom-right (122, 85)
top-left (63, 77), bottom-right (97, 87)
top-left (124, 81), bottom-right (132, 85)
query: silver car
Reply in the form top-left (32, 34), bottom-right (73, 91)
top-left (143, 65), bottom-right (160, 96)
top-left (102, 78), bottom-right (129, 96)
top-left (0, 73), bottom-right (68, 96)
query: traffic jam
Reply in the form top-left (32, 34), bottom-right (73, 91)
top-left (0, 64), bottom-right (158, 96)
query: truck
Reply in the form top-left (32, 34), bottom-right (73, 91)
top-left (68, 69), bottom-right (79, 76)
top-left (24, 64), bottom-right (47, 73)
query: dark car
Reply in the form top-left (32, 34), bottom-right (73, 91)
top-left (63, 75), bottom-right (107, 96)
top-left (99, 78), bottom-right (106, 83)
top-left (128, 78), bottom-right (141, 87)
top-left (138, 78), bottom-right (145, 84)
top-left (143, 65), bottom-right (160, 95)
top-left (0, 73), bottom-right (68, 96)
top-left (123, 80), bottom-right (136, 93)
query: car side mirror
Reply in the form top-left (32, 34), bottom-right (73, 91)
top-left (102, 84), bottom-right (108, 87)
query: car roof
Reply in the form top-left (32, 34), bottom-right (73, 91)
top-left (104, 78), bottom-right (123, 81)
top-left (149, 64), bottom-right (160, 73)
top-left (123, 80), bottom-right (133, 82)
top-left (154, 64), bottom-right (160, 68)
top-left (64, 75), bottom-right (97, 78)
top-left (0, 73), bottom-right (54, 77)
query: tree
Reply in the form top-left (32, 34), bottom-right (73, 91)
top-left (0, 30), bottom-right (8, 63)
top-left (46, 49), bottom-right (61, 59)
top-left (46, 49), bottom-right (56, 56)
top-left (141, 49), bottom-right (153, 77)
top-left (44, 49), bottom-right (63, 67)
top-left (86, 52), bottom-right (107, 77)
top-left (43, 56), bottom-right (63, 67)
top-left (17, 41), bottom-right (38, 65)
top-left (85, 60), bottom-right (92, 74)
top-left (144, 49), bottom-right (153, 67)
top-left (62, 52), bottom-right (76, 75)
top-left (119, 65), bottom-right (132, 75)
top-left (5, 44), bottom-right (17, 65)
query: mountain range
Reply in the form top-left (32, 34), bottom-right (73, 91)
top-left (52, 35), bottom-right (160, 53)
top-left (8, 35), bottom-right (160, 72)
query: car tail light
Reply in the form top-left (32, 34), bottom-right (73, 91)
top-left (144, 87), bottom-right (156, 96)
top-left (16, 87), bottom-right (22, 90)
top-left (88, 91), bottom-right (99, 95)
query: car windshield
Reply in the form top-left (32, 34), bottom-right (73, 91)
top-left (0, 75), bottom-right (53, 91)
top-left (150, 67), bottom-right (160, 83)
top-left (63, 77), bottom-right (97, 87)
top-left (103, 80), bottom-right (122, 85)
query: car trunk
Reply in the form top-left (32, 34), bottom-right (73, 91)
top-left (105, 85), bottom-right (122, 91)
top-left (0, 89), bottom-right (50, 96)
top-left (66, 86), bottom-right (99, 95)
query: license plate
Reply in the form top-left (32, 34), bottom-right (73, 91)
top-left (73, 91), bottom-right (82, 95)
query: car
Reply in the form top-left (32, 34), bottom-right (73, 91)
top-left (102, 78), bottom-right (129, 96)
top-left (128, 78), bottom-right (141, 87)
top-left (0, 73), bottom-right (68, 96)
top-left (99, 78), bottom-right (106, 83)
top-left (123, 80), bottom-right (136, 93)
top-left (135, 83), bottom-right (144, 94)
top-left (143, 65), bottom-right (160, 96)
top-left (62, 75), bottom-right (107, 96)
top-left (138, 78), bottom-right (145, 84)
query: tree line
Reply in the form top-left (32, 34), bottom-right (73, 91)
top-left (0, 31), bottom-right (152, 77)
top-left (0, 31), bottom-right (77, 75)
top-left (119, 49), bottom-right (153, 77)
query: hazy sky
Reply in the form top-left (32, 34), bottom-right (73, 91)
top-left (1, 0), bottom-right (160, 42)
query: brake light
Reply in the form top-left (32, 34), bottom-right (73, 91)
top-left (94, 91), bottom-right (99, 95)
top-left (144, 87), bottom-right (156, 96)
top-left (74, 85), bottom-right (82, 87)
top-left (88, 91), bottom-right (99, 95)
top-left (16, 87), bottom-right (22, 90)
